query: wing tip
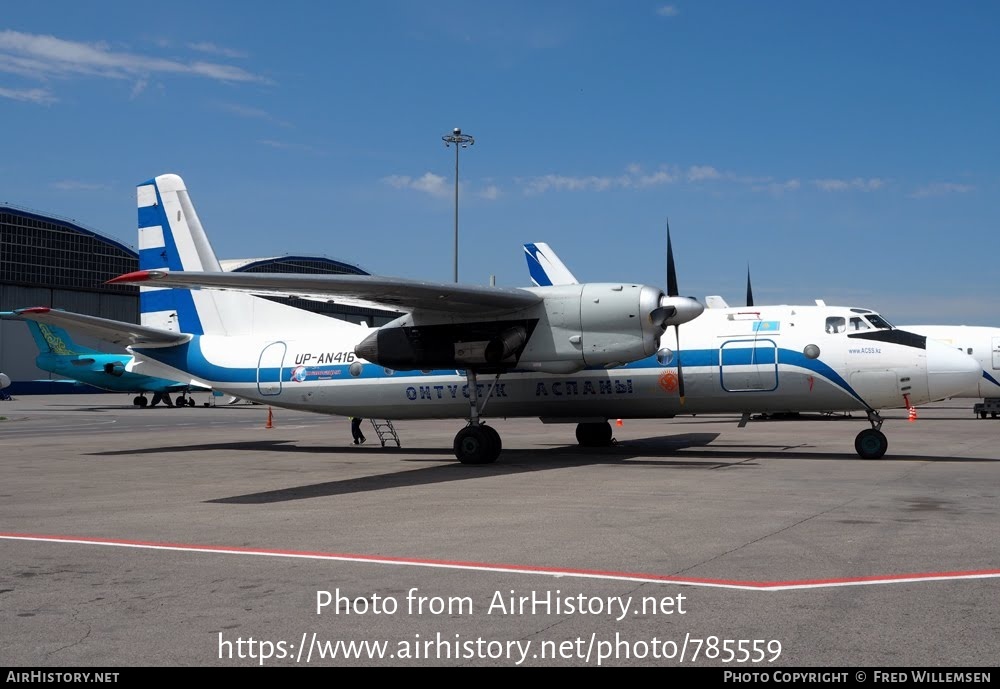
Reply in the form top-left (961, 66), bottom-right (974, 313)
top-left (107, 270), bottom-right (155, 285)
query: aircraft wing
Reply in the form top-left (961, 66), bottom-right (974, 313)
top-left (108, 271), bottom-right (543, 315)
top-left (11, 308), bottom-right (192, 347)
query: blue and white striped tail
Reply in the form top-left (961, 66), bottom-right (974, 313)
top-left (523, 242), bottom-right (579, 287)
top-left (136, 173), bottom-right (361, 339)
top-left (137, 174), bottom-right (219, 335)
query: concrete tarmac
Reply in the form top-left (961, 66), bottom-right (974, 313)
top-left (1, 393), bottom-right (998, 668)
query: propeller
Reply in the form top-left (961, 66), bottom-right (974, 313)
top-left (645, 221), bottom-right (704, 403)
top-left (667, 224), bottom-right (686, 403)
top-left (656, 221), bottom-right (710, 403)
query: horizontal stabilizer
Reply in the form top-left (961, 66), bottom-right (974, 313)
top-left (12, 308), bottom-right (192, 348)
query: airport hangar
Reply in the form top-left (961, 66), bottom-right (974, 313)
top-left (0, 203), bottom-right (398, 394)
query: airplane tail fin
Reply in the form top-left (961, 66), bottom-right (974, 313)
top-left (138, 174), bottom-right (350, 337)
top-left (704, 296), bottom-right (731, 309)
top-left (523, 242), bottom-right (580, 287)
top-left (0, 313), bottom-right (103, 356)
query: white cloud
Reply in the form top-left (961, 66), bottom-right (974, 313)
top-left (383, 172), bottom-right (450, 198)
top-left (636, 169), bottom-right (676, 187)
top-left (478, 185), bottom-right (501, 200)
top-left (522, 166), bottom-right (674, 194)
top-left (751, 179), bottom-right (801, 195)
top-left (0, 84), bottom-right (55, 104)
top-left (687, 165), bottom-right (721, 182)
top-left (657, 5), bottom-right (680, 17)
top-left (812, 177), bottom-right (885, 192)
top-left (188, 42), bottom-right (248, 59)
top-left (909, 182), bottom-right (976, 198)
top-left (219, 102), bottom-right (291, 127)
top-left (522, 174), bottom-right (618, 194)
top-left (0, 30), bottom-right (270, 95)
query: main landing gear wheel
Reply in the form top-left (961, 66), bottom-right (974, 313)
top-left (855, 428), bottom-right (888, 459)
top-left (576, 421), bottom-right (613, 447)
top-left (133, 396), bottom-right (148, 407)
top-left (454, 425), bottom-right (501, 465)
top-left (175, 395), bottom-right (187, 407)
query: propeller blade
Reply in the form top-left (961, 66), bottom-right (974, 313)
top-left (665, 221), bottom-right (686, 403)
top-left (674, 324), bottom-right (685, 404)
top-left (746, 265), bottom-right (754, 307)
top-left (648, 304), bottom-right (677, 329)
top-left (666, 221), bottom-right (679, 297)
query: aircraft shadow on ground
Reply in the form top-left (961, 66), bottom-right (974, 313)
top-left (80, 430), bottom-right (983, 504)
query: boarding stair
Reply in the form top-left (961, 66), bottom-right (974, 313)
top-left (370, 419), bottom-right (401, 447)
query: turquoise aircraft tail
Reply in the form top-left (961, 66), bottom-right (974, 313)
top-left (0, 312), bottom-right (102, 356)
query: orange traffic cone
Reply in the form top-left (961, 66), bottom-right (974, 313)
top-left (616, 419), bottom-right (623, 427)
top-left (266, 406), bottom-right (273, 429)
top-left (908, 407), bottom-right (917, 423)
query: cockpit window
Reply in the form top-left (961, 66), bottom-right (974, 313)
top-left (865, 314), bottom-right (893, 329)
top-left (849, 317), bottom-right (871, 331)
top-left (825, 317), bottom-right (846, 334)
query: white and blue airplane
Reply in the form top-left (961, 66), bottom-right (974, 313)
top-left (0, 311), bottom-right (210, 406)
top-left (897, 325), bottom-right (1000, 404)
top-left (13, 174), bottom-right (980, 464)
top-left (524, 242), bottom-right (986, 457)
top-left (646, 258), bottom-right (1000, 409)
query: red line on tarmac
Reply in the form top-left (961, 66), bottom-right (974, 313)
top-left (2, 531), bottom-right (999, 591)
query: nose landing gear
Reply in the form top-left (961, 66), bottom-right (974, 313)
top-left (855, 410), bottom-right (888, 459)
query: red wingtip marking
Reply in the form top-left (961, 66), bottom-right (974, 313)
top-left (18, 307), bottom-right (52, 314)
top-left (106, 270), bottom-right (152, 285)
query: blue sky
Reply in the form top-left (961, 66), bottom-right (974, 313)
top-left (2, 2), bottom-right (998, 324)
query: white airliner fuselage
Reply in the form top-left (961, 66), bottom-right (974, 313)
top-left (900, 325), bottom-right (1000, 399)
top-left (134, 305), bottom-right (973, 420)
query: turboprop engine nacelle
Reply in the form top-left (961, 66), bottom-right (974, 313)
top-left (353, 283), bottom-right (704, 373)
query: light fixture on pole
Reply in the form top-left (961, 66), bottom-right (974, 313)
top-left (442, 127), bottom-right (474, 283)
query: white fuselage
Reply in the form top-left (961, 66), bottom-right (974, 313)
top-left (901, 325), bottom-right (1000, 398)
top-left (129, 305), bottom-right (980, 421)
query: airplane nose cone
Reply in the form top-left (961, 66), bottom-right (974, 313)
top-left (925, 338), bottom-right (981, 401)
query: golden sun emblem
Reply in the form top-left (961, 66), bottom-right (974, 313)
top-left (658, 371), bottom-right (678, 393)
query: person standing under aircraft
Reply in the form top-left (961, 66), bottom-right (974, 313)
top-left (150, 391), bottom-right (174, 407)
top-left (351, 416), bottom-right (367, 444)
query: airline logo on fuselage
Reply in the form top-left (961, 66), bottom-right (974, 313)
top-left (535, 378), bottom-right (634, 396)
top-left (406, 383), bottom-right (508, 400)
top-left (402, 378), bottom-right (637, 400)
